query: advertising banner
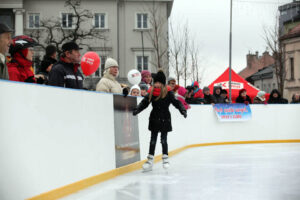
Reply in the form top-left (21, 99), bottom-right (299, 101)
top-left (213, 103), bottom-right (252, 122)
top-left (113, 95), bottom-right (140, 168)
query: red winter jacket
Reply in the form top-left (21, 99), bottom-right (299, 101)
top-left (7, 53), bottom-right (36, 82)
top-left (192, 81), bottom-right (204, 98)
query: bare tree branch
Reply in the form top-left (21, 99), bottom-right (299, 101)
top-left (263, 15), bottom-right (287, 95)
top-left (28, 0), bottom-right (106, 56)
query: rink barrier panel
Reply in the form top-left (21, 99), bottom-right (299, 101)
top-left (1, 80), bottom-right (300, 200)
top-left (27, 139), bottom-right (300, 200)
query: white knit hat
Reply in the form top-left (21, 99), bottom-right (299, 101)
top-left (105, 57), bottom-right (118, 69)
top-left (257, 91), bottom-right (266, 98)
top-left (257, 91), bottom-right (266, 101)
top-left (130, 85), bottom-right (141, 96)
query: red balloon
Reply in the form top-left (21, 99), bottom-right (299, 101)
top-left (81, 52), bottom-right (101, 76)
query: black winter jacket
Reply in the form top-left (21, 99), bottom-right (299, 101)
top-left (235, 95), bottom-right (252, 104)
top-left (48, 60), bottom-right (83, 89)
top-left (203, 94), bottom-right (215, 104)
top-left (134, 91), bottom-right (186, 132)
top-left (40, 56), bottom-right (57, 73)
top-left (213, 86), bottom-right (225, 104)
top-left (268, 89), bottom-right (288, 104)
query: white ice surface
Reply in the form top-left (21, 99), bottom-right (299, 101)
top-left (61, 143), bottom-right (300, 200)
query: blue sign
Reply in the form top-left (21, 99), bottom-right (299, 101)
top-left (213, 103), bottom-right (252, 122)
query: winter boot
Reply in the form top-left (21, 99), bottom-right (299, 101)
top-left (143, 155), bottom-right (154, 172)
top-left (162, 154), bottom-right (170, 169)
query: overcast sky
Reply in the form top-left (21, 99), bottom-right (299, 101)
top-left (170, 0), bottom-right (292, 86)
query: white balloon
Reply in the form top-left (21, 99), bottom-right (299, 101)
top-left (127, 69), bottom-right (142, 85)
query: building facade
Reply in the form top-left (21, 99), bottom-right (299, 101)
top-left (0, 0), bottom-right (173, 89)
top-left (281, 24), bottom-right (300, 101)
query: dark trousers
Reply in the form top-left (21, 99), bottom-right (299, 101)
top-left (148, 131), bottom-right (168, 156)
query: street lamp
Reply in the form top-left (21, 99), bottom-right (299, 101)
top-left (229, 0), bottom-right (233, 103)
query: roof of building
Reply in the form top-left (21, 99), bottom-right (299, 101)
top-left (246, 64), bottom-right (274, 81)
top-left (281, 23), bottom-right (300, 40)
top-left (279, 1), bottom-right (300, 11)
top-left (239, 66), bottom-right (260, 80)
top-left (239, 52), bottom-right (275, 79)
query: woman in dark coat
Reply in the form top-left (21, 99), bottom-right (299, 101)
top-left (133, 70), bottom-right (186, 171)
top-left (268, 89), bottom-right (288, 104)
top-left (235, 89), bottom-right (252, 105)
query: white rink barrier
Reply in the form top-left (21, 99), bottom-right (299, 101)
top-left (0, 80), bottom-right (299, 200)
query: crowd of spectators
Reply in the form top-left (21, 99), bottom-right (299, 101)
top-left (0, 23), bottom-right (299, 106)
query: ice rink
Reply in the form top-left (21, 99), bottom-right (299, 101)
top-left (61, 143), bottom-right (300, 200)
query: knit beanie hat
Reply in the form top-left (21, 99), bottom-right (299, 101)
top-left (257, 91), bottom-right (266, 101)
top-left (105, 57), bottom-right (118, 69)
top-left (130, 85), bottom-right (141, 95)
top-left (168, 76), bottom-right (176, 83)
top-left (153, 69), bottom-right (166, 85)
top-left (203, 87), bottom-right (210, 93)
top-left (139, 83), bottom-right (148, 91)
top-left (141, 70), bottom-right (151, 83)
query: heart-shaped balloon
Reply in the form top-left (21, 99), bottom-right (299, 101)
top-left (81, 52), bottom-right (101, 76)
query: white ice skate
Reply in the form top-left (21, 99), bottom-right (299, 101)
top-left (142, 155), bottom-right (154, 172)
top-left (162, 154), bottom-right (170, 169)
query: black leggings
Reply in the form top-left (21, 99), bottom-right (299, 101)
top-left (148, 131), bottom-right (168, 156)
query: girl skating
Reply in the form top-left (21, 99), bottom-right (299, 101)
top-left (133, 70), bottom-right (187, 172)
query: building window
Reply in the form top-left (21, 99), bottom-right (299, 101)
top-left (95, 56), bottom-right (107, 77)
top-left (95, 13), bottom-right (106, 29)
top-left (280, 10), bottom-right (287, 16)
top-left (137, 56), bottom-right (149, 72)
top-left (29, 13), bottom-right (40, 28)
top-left (62, 13), bottom-right (73, 28)
top-left (290, 57), bottom-right (294, 80)
top-left (136, 13), bottom-right (148, 29)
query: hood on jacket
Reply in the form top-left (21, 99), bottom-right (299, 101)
top-left (178, 86), bottom-right (187, 97)
top-left (239, 88), bottom-right (247, 96)
top-left (192, 81), bottom-right (199, 88)
top-left (213, 86), bottom-right (222, 96)
top-left (192, 81), bottom-right (200, 94)
top-left (270, 89), bottom-right (281, 99)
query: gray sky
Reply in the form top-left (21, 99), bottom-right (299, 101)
top-left (170, 0), bottom-right (291, 86)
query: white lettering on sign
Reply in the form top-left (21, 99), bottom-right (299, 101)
top-left (131, 72), bottom-right (140, 78)
top-left (214, 81), bottom-right (244, 89)
top-left (85, 58), bottom-right (94, 65)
